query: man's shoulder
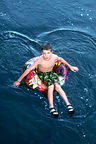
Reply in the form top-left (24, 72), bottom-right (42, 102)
top-left (36, 55), bottom-right (43, 60)
top-left (35, 56), bottom-right (42, 64)
top-left (52, 54), bottom-right (58, 58)
top-left (52, 54), bottom-right (58, 57)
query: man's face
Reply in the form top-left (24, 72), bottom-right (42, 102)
top-left (42, 50), bottom-right (52, 61)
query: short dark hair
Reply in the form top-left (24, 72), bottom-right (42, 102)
top-left (41, 43), bottom-right (52, 51)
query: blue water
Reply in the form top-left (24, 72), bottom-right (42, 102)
top-left (0, 0), bottom-right (96, 144)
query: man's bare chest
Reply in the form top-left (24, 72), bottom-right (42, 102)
top-left (39, 59), bottom-right (55, 70)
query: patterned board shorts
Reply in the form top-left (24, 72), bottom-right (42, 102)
top-left (37, 71), bottom-right (60, 87)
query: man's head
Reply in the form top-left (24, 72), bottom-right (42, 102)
top-left (41, 43), bottom-right (52, 61)
top-left (41, 43), bottom-right (52, 52)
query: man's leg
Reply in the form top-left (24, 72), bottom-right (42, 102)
top-left (54, 83), bottom-right (74, 114)
top-left (47, 84), bottom-right (59, 117)
top-left (54, 83), bottom-right (70, 105)
top-left (47, 84), bottom-right (54, 108)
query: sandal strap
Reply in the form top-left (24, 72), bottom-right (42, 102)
top-left (67, 105), bottom-right (73, 109)
top-left (50, 107), bottom-right (59, 118)
top-left (67, 104), bottom-right (72, 107)
top-left (67, 104), bottom-right (74, 115)
top-left (50, 107), bottom-right (56, 113)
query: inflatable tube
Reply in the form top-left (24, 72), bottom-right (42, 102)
top-left (23, 57), bottom-right (68, 92)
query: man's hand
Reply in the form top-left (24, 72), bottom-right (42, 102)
top-left (70, 66), bottom-right (79, 72)
top-left (14, 81), bottom-right (20, 87)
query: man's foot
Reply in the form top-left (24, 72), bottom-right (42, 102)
top-left (50, 107), bottom-right (59, 118)
top-left (67, 104), bottom-right (74, 115)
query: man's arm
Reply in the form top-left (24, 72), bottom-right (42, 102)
top-left (57, 56), bottom-right (79, 72)
top-left (14, 58), bottom-right (41, 87)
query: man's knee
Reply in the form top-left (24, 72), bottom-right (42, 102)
top-left (48, 84), bottom-right (54, 90)
top-left (54, 83), bottom-right (61, 92)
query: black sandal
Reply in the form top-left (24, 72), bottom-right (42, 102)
top-left (67, 104), bottom-right (74, 115)
top-left (50, 107), bottom-right (59, 118)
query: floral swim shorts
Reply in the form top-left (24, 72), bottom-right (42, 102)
top-left (37, 71), bottom-right (60, 87)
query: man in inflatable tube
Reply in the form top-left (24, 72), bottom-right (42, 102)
top-left (14, 43), bottom-right (79, 118)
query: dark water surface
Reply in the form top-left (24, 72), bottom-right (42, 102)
top-left (0, 0), bottom-right (96, 144)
